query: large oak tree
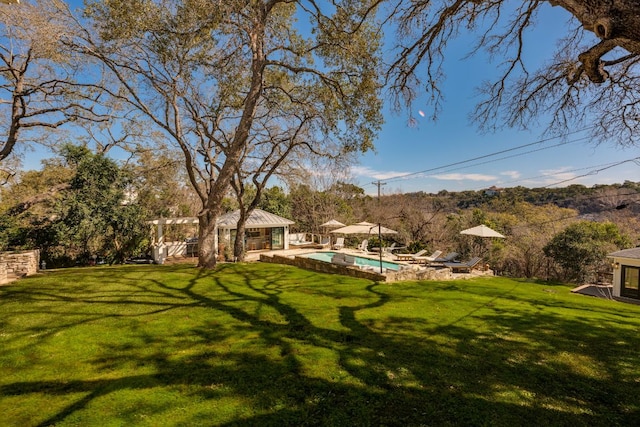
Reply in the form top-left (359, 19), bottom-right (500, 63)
top-left (79, 0), bottom-right (383, 268)
top-left (0, 0), bottom-right (108, 177)
top-left (384, 0), bottom-right (640, 146)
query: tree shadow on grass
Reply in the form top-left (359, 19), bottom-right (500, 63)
top-left (1, 264), bottom-right (639, 426)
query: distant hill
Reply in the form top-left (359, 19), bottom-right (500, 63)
top-left (402, 180), bottom-right (640, 215)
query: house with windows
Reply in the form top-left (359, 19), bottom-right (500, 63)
top-left (608, 247), bottom-right (640, 301)
top-left (148, 209), bottom-right (294, 263)
top-left (216, 209), bottom-right (294, 253)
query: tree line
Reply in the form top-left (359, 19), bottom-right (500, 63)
top-left (1, 142), bottom-right (638, 283)
top-left (284, 181), bottom-right (640, 284)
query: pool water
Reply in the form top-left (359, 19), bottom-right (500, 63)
top-left (302, 251), bottom-right (401, 271)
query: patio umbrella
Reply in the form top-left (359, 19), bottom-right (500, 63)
top-left (460, 224), bottom-right (505, 261)
top-left (320, 219), bottom-right (346, 228)
top-left (320, 219), bottom-right (346, 247)
top-left (460, 224), bottom-right (505, 238)
top-left (330, 221), bottom-right (397, 235)
top-left (331, 221), bottom-right (398, 274)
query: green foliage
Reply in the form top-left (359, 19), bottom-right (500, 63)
top-left (1, 264), bottom-right (639, 425)
top-left (48, 146), bottom-right (149, 265)
top-left (544, 221), bottom-right (631, 283)
top-left (0, 160), bottom-right (72, 251)
top-left (0, 216), bottom-right (20, 251)
top-left (257, 186), bottom-right (291, 218)
top-left (0, 145), bottom-right (149, 266)
top-left (330, 181), bottom-right (365, 200)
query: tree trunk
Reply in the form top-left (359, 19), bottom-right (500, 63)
top-left (234, 219), bottom-right (246, 262)
top-left (197, 211), bottom-right (218, 269)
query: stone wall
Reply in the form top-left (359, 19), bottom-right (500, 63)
top-left (260, 254), bottom-right (388, 282)
top-left (0, 250), bottom-right (40, 281)
top-left (0, 262), bottom-right (6, 284)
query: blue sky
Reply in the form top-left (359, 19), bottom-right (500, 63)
top-left (351, 3), bottom-right (639, 195)
top-left (19, 1), bottom-right (639, 194)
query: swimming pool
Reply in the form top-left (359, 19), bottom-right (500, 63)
top-left (302, 251), bottom-right (401, 271)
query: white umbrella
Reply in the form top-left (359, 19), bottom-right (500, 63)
top-left (320, 219), bottom-right (346, 228)
top-left (330, 221), bottom-right (397, 235)
top-left (460, 224), bottom-right (505, 238)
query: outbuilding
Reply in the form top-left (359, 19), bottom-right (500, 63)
top-left (148, 209), bottom-right (295, 263)
top-left (608, 247), bottom-right (640, 301)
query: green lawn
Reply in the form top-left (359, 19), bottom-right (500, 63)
top-left (1, 263), bottom-right (639, 426)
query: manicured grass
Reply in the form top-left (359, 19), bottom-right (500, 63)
top-left (1, 263), bottom-right (639, 426)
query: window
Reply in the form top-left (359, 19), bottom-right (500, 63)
top-left (246, 228), bottom-right (261, 238)
top-left (621, 266), bottom-right (640, 299)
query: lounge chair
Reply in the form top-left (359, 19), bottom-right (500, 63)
top-left (331, 253), bottom-right (356, 267)
top-left (358, 239), bottom-right (369, 253)
top-left (332, 237), bottom-right (345, 250)
top-left (394, 249), bottom-right (428, 261)
top-left (397, 249), bottom-right (442, 263)
top-left (429, 252), bottom-right (459, 265)
top-left (414, 250), bottom-right (446, 265)
top-left (443, 257), bottom-right (483, 273)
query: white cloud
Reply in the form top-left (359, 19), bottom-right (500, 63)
top-left (350, 165), bottom-right (412, 180)
top-left (537, 167), bottom-right (579, 185)
top-left (500, 170), bottom-right (521, 179)
top-left (507, 167), bottom-right (583, 188)
top-left (432, 173), bottom-right (496, 182)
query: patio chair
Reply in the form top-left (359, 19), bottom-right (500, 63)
top-left (382, 242), bottom-right (407, 255)
top-left (332, 237), bottom-right (345, 250)
top-left (443, 257), bottom-right (483, 273)
top-left (319, 237), bottom-right (331, 249)
top-left (358, 239), bottom-right (369, 253)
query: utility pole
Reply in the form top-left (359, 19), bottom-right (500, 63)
top-left (372, 180), bottom-right (386, 273)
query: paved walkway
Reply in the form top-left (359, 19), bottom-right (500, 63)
top-left (571, 284), bottom-right (614, 299)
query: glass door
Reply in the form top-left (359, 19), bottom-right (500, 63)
top-left (621, 266), bottom-right (640, 299)
top-left (271, 227), bottom-right (284, 250)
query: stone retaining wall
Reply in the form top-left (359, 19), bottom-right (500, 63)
top-left (0, 262), bottom-right (6, 284)
top-left (261, 254), bottom-right (388, 282)
top-left (259, 253), bottom-right (465, 282)
top-left (0, 250), bottom-right (40, 281)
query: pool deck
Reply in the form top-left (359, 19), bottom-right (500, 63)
top-left (163, 247), bottom-right (494, 281)
top-left (252, 248), bottom-right (494, 281)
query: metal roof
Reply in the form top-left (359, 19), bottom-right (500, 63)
top-left (608, 247), bottom-right (640, 259)
top-left (147, 209), bottom-right (294, 228)
top-left (217, 209), bottom-right (295, 228)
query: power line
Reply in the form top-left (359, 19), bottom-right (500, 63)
top-left (468, 158), bottom-right (640, 191)
top-left (414, 137), bottom-right (590, 180)
top-left (368, 126), bottom-right (598, 186)
top-left (542, 157), bottom-right (640, 188)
